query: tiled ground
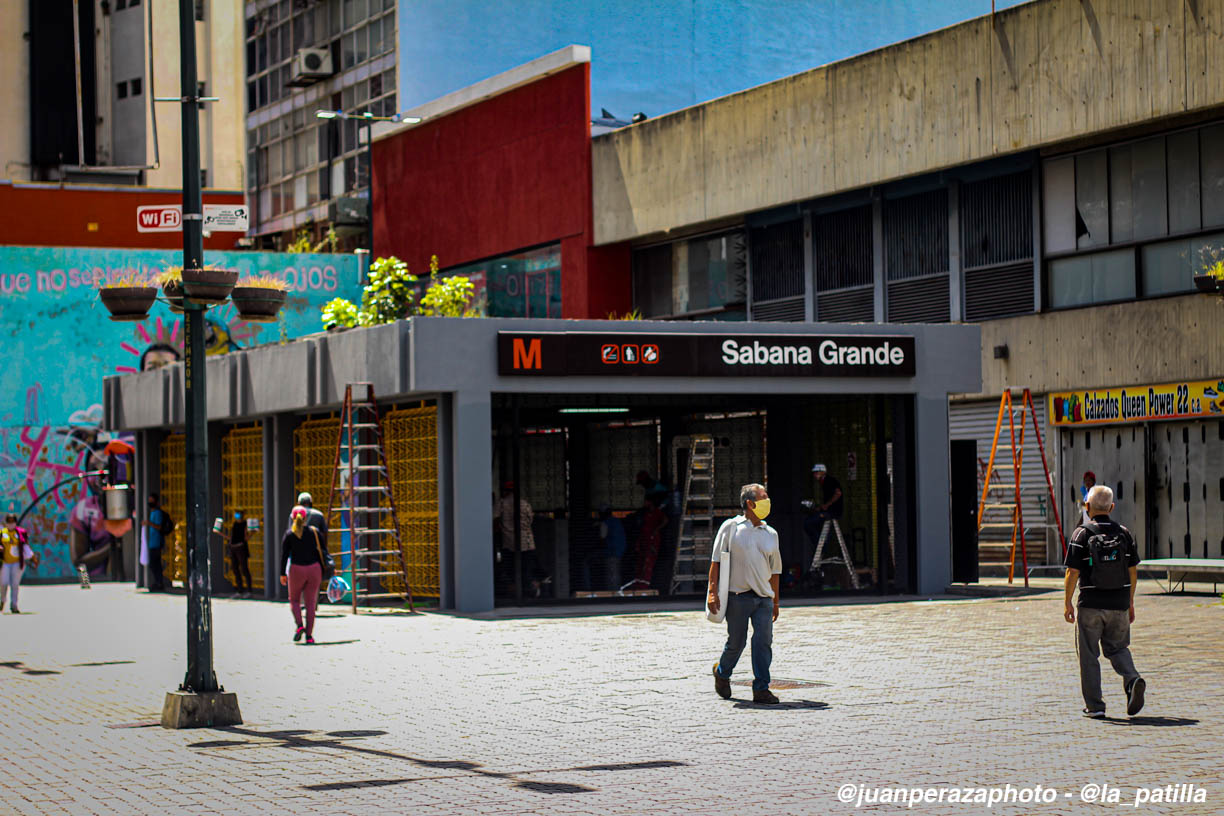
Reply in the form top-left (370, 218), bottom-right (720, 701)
top-left (1, 581), bottom-right (1221, 815)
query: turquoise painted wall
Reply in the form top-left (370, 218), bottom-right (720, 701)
top-left (0, 246), bottom-right (361, 580)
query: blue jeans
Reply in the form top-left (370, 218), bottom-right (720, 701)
top-left (716, 592), bottom-right (773, 691)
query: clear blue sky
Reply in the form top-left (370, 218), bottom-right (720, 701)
top-left (399, 1), bottom-right (1030, 120)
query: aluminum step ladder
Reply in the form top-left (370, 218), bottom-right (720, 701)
top-left (975, 388), bottom-right (1066, 587)
top-left (668, 434), bottom-right (717, 594)
top-left (809, 517), bottom-right (861, 590)
top-left (325, 383), bottom-right (415, 612)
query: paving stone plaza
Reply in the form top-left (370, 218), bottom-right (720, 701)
top-left (1, 581), bottom-right (1221, 815)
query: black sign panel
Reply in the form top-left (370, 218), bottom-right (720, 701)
top-left (498, 332), bottom-right (916, 377)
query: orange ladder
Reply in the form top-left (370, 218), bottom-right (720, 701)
top-left (976, 388), bottom-right (1067, 586)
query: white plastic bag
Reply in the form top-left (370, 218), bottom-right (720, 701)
top-left (705, 549), bottom-right (729, 623)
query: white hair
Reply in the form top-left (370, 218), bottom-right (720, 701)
top-left (739, 483), bottom-right (766, 509)
top-left (1086, 484), bottom-right (1114, 513)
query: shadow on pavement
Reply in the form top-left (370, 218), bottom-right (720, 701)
top-left (0, 660), bottom-right (61, 676)
top-left (1102, 716), bottom-right (1199, 727)
top-left (69, 660), bottom-right (136, 667)
top-left (297, 639), bottom-right (361, 646)
top-left (731, 699), bottom-right (830, 711)
top-left (190, 726), bottom-right (686, 795)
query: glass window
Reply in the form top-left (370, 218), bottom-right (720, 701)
top-left (440, 245), bottom-right (563, 318)
top-left (1202, 125), bottom-right (1224, 227)
top-left (1167, 130), bottom-right (1201, 234)
top-left (369, 72), bottom-right (382, 99)
top-left (116, 81), bottom-right (128, 99)
top-left (1141, 231), bottom-right (1224, 297)
top-left (246, 41), bottom-right (256, 77)
top-left (368, 18), bottom-right (381, 58)
top-left (1074, 150), bottom-right (1108, 249)
top-left (130, 78), bottom-right (141, 96)
top-left (343, 32), bottom-right (356, 68)
top-left (269, 141), bottom-right (283, 180)
top-left (355, 25), bottom-right (369, 63)
top-left (382, 69), bottom-right (396, 93)
top-left (1131, 137), bottom-right (1167, 240)
top-left (307, 170), bottom-right (319, 205)
top-left (1042, 157), bottom-right (1076, 254)
top-left (1109, 145), bottom-right (1132, 243)
top-left (1048, 248), bottom-right (1135, 308)
top-left (631, 232), bottom-right (746, 317)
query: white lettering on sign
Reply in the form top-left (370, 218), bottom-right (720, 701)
top-left (136, 204), bottom-right (249, 232)
top-left (818, 339), bottom-right (906, 367)
top-left (721, 339), bottom-right (813, 365)
top-left (136, 205), bottom-right (182, 232)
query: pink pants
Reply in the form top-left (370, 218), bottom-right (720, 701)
top-left (288, 563), bottom-right (322, 636)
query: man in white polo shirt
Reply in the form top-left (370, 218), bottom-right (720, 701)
top-left (707, 483), bottom-right (783, 705)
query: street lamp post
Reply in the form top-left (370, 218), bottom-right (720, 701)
top-left (159, 0), bottom-right (242, 730)
top-left (315, 109), bottom-right (422, 253)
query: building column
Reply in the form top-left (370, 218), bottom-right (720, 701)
top-left (436, 393), bottom-right (455, 610)
top-left (264, 415), bottom-right (299, 600)
top-left (872, 194), bottom-right (886, 322)
top-left (913, 393), bottom-right (952, 594)
top-left (452, 388), bottom-right (494, 612)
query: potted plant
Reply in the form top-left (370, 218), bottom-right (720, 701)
top-left (230, 274), bottom-right (290, 322)
top-left (158, 267), bottom-right (186, 312)
top-left (181, 264), bottom-right (238, 303)
top-left (99, 273), bottom-right (158, 321)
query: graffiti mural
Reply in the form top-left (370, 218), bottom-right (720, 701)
top-left (0, 246), bottom-right (362, 579)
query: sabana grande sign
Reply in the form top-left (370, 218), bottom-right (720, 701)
top-left (498, 332), bottom-right (916, 377)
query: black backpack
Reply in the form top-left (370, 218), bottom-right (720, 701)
top-left (1084, 522), bottom-right (1129, 590)
top-left (159, 511), bottom-right (176, 537)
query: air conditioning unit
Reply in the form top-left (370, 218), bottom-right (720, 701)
top-left (329, 196), bottom-right (368, 226)
top-left (288, 48), bottom-right (332, 87)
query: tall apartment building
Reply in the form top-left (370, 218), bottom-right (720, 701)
top-left (1, 0), bottom-right (247, 249)
top-left (243, 0), bottom-right (396, 246)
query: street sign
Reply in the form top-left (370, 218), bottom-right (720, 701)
top-left (203, 204), bottom-right (249, 232)
top-left (135, 204), bottom-right (249, 233)
top-left (136, 205), bottom-right (182, 232)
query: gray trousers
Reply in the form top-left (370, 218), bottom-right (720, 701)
top-left (1075, 606), bottom-right (1140, 713)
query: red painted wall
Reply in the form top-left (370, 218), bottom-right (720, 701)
top-left (373, 63), bottom-right (625, 318)
top-left (0, 182), bottom-right (246, 250)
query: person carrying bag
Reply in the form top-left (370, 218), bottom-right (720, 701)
top-left (279, 505), bottom-right (330, 644)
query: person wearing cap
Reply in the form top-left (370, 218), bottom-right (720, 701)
top-left (802, 464), bottom-right (844, 580)
top-left (1079, 471), bottom-right (1096, 526)
top-left (290, 492), bottom-right (328, 543)
top-left (708, 483), bottom-right (782, 705)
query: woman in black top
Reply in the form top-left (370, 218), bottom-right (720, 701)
top-left (280, 506), bottom-right (325, 644)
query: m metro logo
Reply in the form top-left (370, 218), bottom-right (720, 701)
top-left (498, 333), bottom-right (560, 375)
top-left (512, 337), bottom-right (542, 370)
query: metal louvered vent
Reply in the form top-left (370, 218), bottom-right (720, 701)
top-left (814, 206), bottom-right (873, 290)
top-left (751, 296), bottom-right (806, 322)
top-left (886, 275), bottom-right (950, 323)
top-left (816, 287), bottom-right (874, 322)
top-left (964, 262), bottom-right (1034, 321)
top-left (750, 219), bottom-right (805, 302)
top-left (885, 190), bottom-right (949, 280)
top-left (961, 171), bottom-right (1033, 268)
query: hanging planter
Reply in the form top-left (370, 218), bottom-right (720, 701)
top-left (181, 266), bottom-right (238, 304)
top-left (99, 276), bottom-right (158, 321)
top-left (230, 275), bottom-right (289, 322)
top-left (158, 267), bottom-right (186, 312)
top-left (1193, 274), bottom-right (1223, 294)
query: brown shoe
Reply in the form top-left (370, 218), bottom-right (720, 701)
top-left (753, 688), bottom-right (780, 705)
top-left (712, 664), bottom-right (731, 699)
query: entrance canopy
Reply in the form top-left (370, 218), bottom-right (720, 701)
top-left (104, 318), bottom-right (981, 611)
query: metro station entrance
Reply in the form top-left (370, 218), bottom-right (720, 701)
top-left (490, 392), bottom-right (913, 605)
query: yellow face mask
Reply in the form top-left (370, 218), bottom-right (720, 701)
top-left (751, 497), bottom-right (771, 520)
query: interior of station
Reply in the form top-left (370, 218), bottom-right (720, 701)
top-left (491, 392), bottom-right (915, 605)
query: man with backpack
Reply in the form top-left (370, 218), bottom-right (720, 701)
top-left (141, 493), bottom-right (173, 592)
top-left (1064, 484), bottom-right (1145, 719)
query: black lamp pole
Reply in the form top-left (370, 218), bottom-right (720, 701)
top-left (177, 0), bottom-right (218, 696)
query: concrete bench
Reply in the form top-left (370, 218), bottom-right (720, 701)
top-left (1138, 559), bottom-right (1224, 594)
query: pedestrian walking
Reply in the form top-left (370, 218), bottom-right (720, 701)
top-left (229, 509), bottom-right (253, 598)
top-left (140, 493), bottom-right (170, 592)
top-left (1079, 470), bottom-right (1096, 526)
top-left (1064, 484), bottom-right (1146, 719)
top-left (280, 505), bottom-right (327, 644)
top-left (1, 513), bottom-right (37, 613)
top-left (708, 483), bottom-right (782, 705)
top-left (292, 492), bottom-right (329, 541)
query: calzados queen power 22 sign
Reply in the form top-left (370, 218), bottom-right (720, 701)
top-left (498, 332), bottom-right (916, 377)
